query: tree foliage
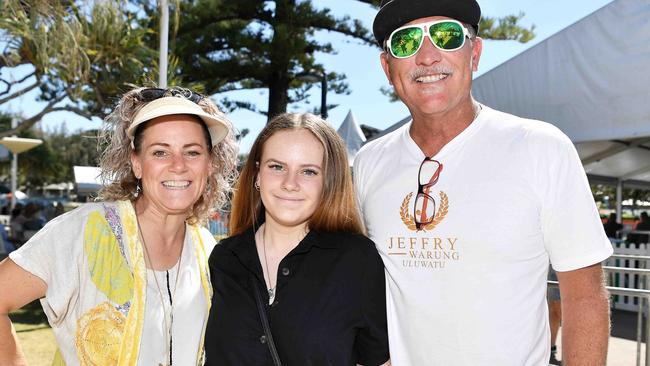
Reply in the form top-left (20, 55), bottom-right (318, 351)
top-left (591, 183), bottom-right (650, 218)
top-left (0, 113), bottom-right (100, 187)
top-left (479, 12), bottom-right (535, 43)
top-left (167, 0), bottom-right (535, 120)
top-left (1, 0), bottom-right (538, 130)
top-left (0, 0), bottom-right (160, 138)
top-left (162, 0), bottom-right (375, 120)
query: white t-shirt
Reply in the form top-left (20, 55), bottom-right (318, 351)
top-left (353, 105), bottom-right (613, 366)
top-left (139, 234), bottom-right (208, 365)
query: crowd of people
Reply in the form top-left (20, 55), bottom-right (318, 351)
top-left (0, 1), bottom-right (616, 365)
top-left (603, 211), bottom-right (650, 239)
top-left (1, 202), bottom-right (68, 255)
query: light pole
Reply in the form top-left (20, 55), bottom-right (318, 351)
top-left (0, 135), bottom-right (42, 208)
top-left (297, 71), bottom-right (328, 119)
top-left (159, 0), bottom-right (169, 88)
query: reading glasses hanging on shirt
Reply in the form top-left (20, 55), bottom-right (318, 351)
top-left (414, 158), bottom-right (443, 230)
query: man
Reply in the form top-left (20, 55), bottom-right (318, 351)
top-left (353, 1), bottom-right (613, 365)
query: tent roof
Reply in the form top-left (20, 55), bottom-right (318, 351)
top-left (336, 110), bottom-right (366, 166)
top-left (472, 0), bottom-right (650, 186)
top-left (365, 115), bottom-right (411, 143)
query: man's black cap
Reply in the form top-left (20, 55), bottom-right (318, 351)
top-left (373, 0), bottom-right (481, 45)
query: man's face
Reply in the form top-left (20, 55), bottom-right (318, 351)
top-left (380, 16), bottom-right (483, 118)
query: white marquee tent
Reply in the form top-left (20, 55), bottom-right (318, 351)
top-left (362, 0), bottom-right (649, 218)
top-left (472, 0), bottom-right (650, 189)
top-left (337, 110), bottom-right (366, 166)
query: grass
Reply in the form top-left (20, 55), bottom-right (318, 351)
top-left (10, 300), bottom-right (56, 366)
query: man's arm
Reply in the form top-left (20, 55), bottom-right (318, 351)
top-left (556, 263), bottom-right (609, 366)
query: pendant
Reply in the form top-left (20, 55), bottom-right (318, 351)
top-left (268, 288), bottom-right (275, 299)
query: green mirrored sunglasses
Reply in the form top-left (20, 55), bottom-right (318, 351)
top-left (386, 20), bottom-right (471, 59)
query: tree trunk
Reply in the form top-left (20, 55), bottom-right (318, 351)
top-left (267, 73), bottom-right (290, 122)
top-left (266, 0), bottom-right (294, 123)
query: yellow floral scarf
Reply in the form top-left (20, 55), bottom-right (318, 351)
top-left (52, 200), bottom-right (212, 365)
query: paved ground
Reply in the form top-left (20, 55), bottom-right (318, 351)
top-left (609, 309), bottom-right (645, 366)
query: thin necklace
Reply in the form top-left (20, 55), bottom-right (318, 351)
top-left (258, 224), bottom-right (308, 304)
top-left (136, 214), bottom-right (184, 366)
top-left (259, 224), bottom-right (276, 303)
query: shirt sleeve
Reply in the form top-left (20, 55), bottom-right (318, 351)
top-left (355, 238), bottom-right (389, 365)
top-left (530, 126), bottom-right (613, 271)
top-left (9, 210), bottom-right (84, 326)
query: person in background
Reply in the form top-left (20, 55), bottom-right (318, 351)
top-left (353, 0), bottom-right (612, 364)
top-left (0, 223), bottom-right (15, 256)
top-left (205, 113), bottom-right (390, 366)
top-left (0, 86), bottom-right (238, 365)
top-left (603, 212), bottom-right (623, 238)
top-left (548, 267), bottom-right (562, 365)
top-left (636, 211), bottom-right (650, 230)
top-left (21, 203), bottom-right (46, 232)
top-left (52, 202), bottom-right (66, 219)
top-left (8, 204), bottom-right (25, 246)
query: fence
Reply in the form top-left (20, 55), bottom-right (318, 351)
top-left (608, 235), bottom-right (650, 312)
top-left (549, 277), bottom-right (650, 366)
top-left (603, 235), bottom-right (650, 366)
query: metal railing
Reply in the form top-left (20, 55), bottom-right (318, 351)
top-left (549, 254), bottom-right (650, 366)
top-left (606, 255), bottom-right (650, 366)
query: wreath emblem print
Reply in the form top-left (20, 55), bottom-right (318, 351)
top-left (400, 191), bottom-right (449, 232)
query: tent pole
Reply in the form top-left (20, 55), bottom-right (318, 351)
top-left (616, 179), bottom-right (623, 223)
top-left (10, 118), bottom-right (17, 210)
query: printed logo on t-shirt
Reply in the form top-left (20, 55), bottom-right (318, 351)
top-left (384, 169), bottom-right (460, 270)
top-left (399, 191), bottom-right (448, 231)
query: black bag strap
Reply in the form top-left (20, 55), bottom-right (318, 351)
top-left (251, 273), bottom-right (283, 366)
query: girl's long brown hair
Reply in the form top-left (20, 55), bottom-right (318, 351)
top-left (229, 113), bottom-right (364, 236)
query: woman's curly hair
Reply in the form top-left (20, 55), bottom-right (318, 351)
top-left (97, 86), bottom-right (238, 224)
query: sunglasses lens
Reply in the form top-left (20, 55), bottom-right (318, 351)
top-left (140, 88), bottom-right (166, 101)
top-left (429, 21), bottom-right (465, 50)
top-left (139, 88), bottom-right (204, 104)
top-left (390, 27), bottom-right (424, 58)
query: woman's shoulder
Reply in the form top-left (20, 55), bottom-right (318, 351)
top-left (37, 201), bottom-right (109, 230)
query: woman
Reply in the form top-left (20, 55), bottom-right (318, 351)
top-left (205, 113), bottom-right (390, 366)
top-left (0, 86), bottom-right (238, 365)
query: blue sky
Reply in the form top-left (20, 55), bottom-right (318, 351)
top-left (1, 0), bottom-right (613, 154)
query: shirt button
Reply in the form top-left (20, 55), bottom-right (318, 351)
top-left (260, 335), bottom-right (267, 344)
top-left (281, 267), bottom-right (290, 276)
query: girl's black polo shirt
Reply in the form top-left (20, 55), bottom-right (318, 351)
top-left (204, 228), bottom-right (389, 366)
